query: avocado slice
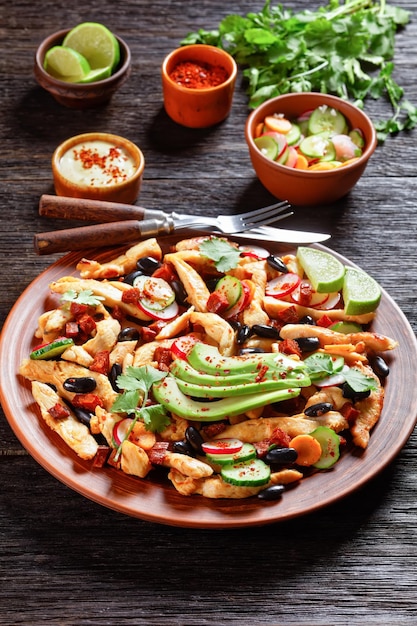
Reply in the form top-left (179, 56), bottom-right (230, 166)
top-left (175, 375), bottom-right (310, 398)
top-left (170, 358), bottom-right (302, 388)
top-left (186, 343), bottom-right (306, 377)
top-left (152, 376), bottom-right (301, 421)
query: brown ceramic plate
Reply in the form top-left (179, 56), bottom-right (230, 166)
top-left (1, 237), bottom-right (416, 528)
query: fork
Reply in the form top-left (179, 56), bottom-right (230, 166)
top-left (38, 195), bottom-right (292, 232)
top-left (34, 198), bottom-right (293, 254)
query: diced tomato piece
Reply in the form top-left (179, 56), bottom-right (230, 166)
top-left (147, 441), bottom-right (170, 465)
top-left (72, 394), bottom-right (104, 412)
top-left (65, 321), bottom-right (79, 338)
top-left (70, 302), bottom-right (88, 316)
top-left (278, 338), bottom-right (302, 357)
top-left (48, 403), bottom-right (70, 419)
top-left (89, 350), bottom-right (110, 375)
top-left (154, 346), bottom-right (173, 371)
top-left (316, 314), bottom-right (335, 328)
top-left (78, 313), bottom-right (97, 335)
top-left (206, 290), bottom-right (230, 314)
top-left (121, 288), bottom-right (140, 304)
top-left (141, 327), bottom-right (157, 342)
top-left (152, 263), bottom-right (177, 282)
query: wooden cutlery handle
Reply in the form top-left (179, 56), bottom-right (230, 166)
top-left (39, 194), bottom-right (164, 223)
top-left (34, 218), bottom-right (174, 255)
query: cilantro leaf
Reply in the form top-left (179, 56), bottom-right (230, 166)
top-left (344, 367), bottom-right (378, 393)
top-left (140, 404), bottom-right (171, 433)
top-left (304, 352), bottom-right (336, 379)
top-left (199, 237), bottom-right (240, 272)
top-left (61, 289), bottom-right (104, 307)
top-left (111, 389), bottom-right (142, 413)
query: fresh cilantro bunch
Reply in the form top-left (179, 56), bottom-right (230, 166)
top-left (182, 0), bottom-right (417, 141)
top-left (111, 365), bottom-right (170, 459)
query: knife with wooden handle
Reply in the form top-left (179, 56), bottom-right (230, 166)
top-left (34, 217), bottom-right (175, 255)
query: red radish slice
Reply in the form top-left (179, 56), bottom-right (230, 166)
top-left (290, 280), bottom-right (329, 307)
top-left (172, 335), bottom-right (199, 360)
top-left (285, 146), bottom-right (298, 168)
top-left (201, 438), bottom-right (243, 455)
top-left (112, 417), bottom-right (134, 446)
top-left (266, 273), bottom-right (301, 299)
top-left (137, 299), bottom-right (179, 321)
top-left (314, 291), bottom-right (341, 310)
top-left (239, 245), bottom-right (270, 260)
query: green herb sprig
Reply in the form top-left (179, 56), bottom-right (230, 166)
top-left (61, 289), bottom-right (104, 307)
top-left (199, 237), bottom-right (241, 272)
top-left (111, 365), bottom-right (170, 460)
top-left (182, 0), bottom-right (417, 141)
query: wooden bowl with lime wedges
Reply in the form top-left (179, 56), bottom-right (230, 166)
top-left (34, 22), bottom-right (131, 109)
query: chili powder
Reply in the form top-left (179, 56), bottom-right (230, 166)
top-left (169, 60), bottom-right (229, 89)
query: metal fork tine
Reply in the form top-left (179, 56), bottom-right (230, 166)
top-left (239, 200), bottom-right (291, 220)
top-left (242, 206), bottom-right (293, 227)
top-left (244, 212), bottom-right (294, 229)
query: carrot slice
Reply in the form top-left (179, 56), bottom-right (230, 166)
top-left (290, 434), bottom-right (322, 466)
top-left (295, 154), bottom-right (309, 170)
top-left (255, 122), bottom-right (265, 138)
top-left (264, 115), bottom-right (292, 134)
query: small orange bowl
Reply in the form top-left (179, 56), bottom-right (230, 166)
top-left (161, 44), bottom-right (237, 128)
top-left (52, 132), bottom-right (145, 204)
top-left (34, 29), bottom-right (131, 109)
top-left (245, 92), bottom-right (377, 206)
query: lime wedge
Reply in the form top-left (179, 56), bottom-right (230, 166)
top-left (343, 267), bottom-right (381, 315)
top-left (296, 247), bottom-right (345, 293)
top-left (63, 22), bottom-right (120, 71)
top-left (44, 46), bottom-right (91, 81)
top-left (79, 66), bottom-right (112, 83)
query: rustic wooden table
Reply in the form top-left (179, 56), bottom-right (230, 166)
top-left (1, 1), bottom-right (417, 624)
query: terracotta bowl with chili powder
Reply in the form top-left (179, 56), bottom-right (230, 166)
top-left (34, 29), bottom-right (131, 109)
top-left (52, 132), bottom-right (145, 204)
top-left (161, 44), bottom-right (237, 128)
top-left (245, 92), bottom-right (377, 206)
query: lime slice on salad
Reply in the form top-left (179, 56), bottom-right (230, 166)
top-left (296, 247), bottom-right (345, 293)
top-left (63, 22), bottom-right (120, 70)
top-left (43, 45), bottom-right (91, 81)
top-left (343, 267), bottom-right (382, 315)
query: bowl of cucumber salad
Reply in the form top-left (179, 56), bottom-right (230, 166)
top-left (245, 92), bottom-right (377, 206)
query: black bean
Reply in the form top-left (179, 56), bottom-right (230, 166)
top-left (124, 269), bottom-right (144, 286)
top-left (109, 363), bottom-right (122, 392)
top-left (267, 255), bottom-right (289, 273)
top-left (239, 347), bottom-right (265, 355)
top-left (171, 280), bottom-right (188, 306)
top-left (118, 327), bottom-right (140, 342)
top-left (371, 355), bottom-right (390, 379)
top-left (258, 484), bottom-right (285, 500)
top-left (265, 446), bottom-right (298, 465)
top-left (63, 376), bottom-right (97, 393)
top-left (172, 440), bottom-right (195, 456)
top-left (206, 278), bottom-right (219, 292)
top-left (237, 324), bottom-right (252, 344)
top-left (185, 426), bottom-right (204, 454)
top-left (137, 256), bottom-right (161, 274)
top-left (299, 315), bottom-right (316, 326)
top-left (294, 336), bottom-right (321, 352)
top-left (228, 320), bottom-right (242, 331)
top-left (251, 324), bottom-right (280, 339)
top-left (71, 406), bottom-right (93, 427)
top-left (342, 382), bottom-right (371, 401)
top-left (304, 402), bottom-right (333, 417)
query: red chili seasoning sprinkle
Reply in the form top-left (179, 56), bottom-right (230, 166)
top-left (169, 60), bottom-right (229, 89)
top-left (72, 145), bottom-right (129, 185)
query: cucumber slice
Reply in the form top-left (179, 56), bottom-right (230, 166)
top-left (214, 275), bottom-right (242, 310)
top-left (30, 337), bottom-right (74, 360)
top-left (206, 443), bottom-right (257, 466)
top-left (329, 321), bottom-right (363, 334)
top-left (308, 106), bottom-right (348, 137)
top-left (254, 135), bottom-right (279, 161)
top-left (285, 122), bottom-right (301, 146)
top-left (299, 134), bottom-right (335, 161)
top-left (310, 426), bottom-right (341, 469)
top-left (221, 458), bottom-right (271, 487)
